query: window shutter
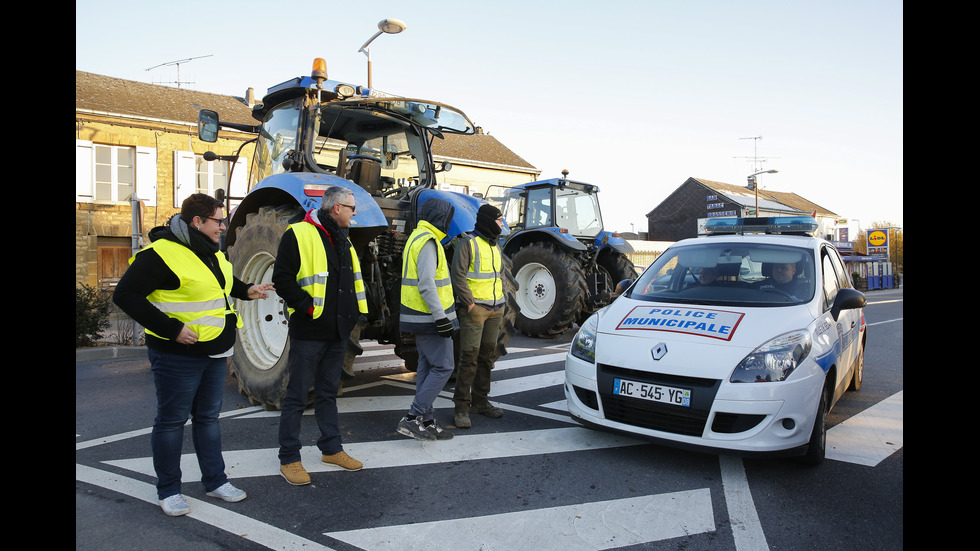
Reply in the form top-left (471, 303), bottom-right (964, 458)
top-left (135, 146), bottom-right (157, 206)
top-left (173, 150), bottom-right (196, 208)
top-left (76, 140), bottom-right (94, 203)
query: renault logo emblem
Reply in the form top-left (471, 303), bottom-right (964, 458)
top-left (651, 343), bottom-right (667, 360)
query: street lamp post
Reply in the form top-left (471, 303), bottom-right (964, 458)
top-left (357, 18), bottom-right (407, 89)
top-left (746, 169), bottom-right (779, 216)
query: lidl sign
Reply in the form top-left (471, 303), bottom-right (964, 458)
top-left (868, 229), bottom-right (888, 247)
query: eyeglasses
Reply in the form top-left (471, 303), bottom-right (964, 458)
top-left (205, 216), bottom-right (226, 225)
top-left (339, 204), bottom-right (356, 212)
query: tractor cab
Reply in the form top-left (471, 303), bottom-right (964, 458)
top-left (490, 175), bottom-right (604, 240)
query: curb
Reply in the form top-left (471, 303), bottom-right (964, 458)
top-left (75, 346), bottom-right (147, 363)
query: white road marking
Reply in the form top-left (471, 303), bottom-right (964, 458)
top-left (826, 390), bottom-right (903, 466)
top-left (494, 351), bottom-right (567, 371)
top-left (720, 455), bottom-right (769, 550)
top-left (76, 463), bottom-right (335, 551)
top-left (326, 489), bottom-right (715, 551)
top-left (78, 344), bottom-right (903, 551)
top-left (103, 426), bottom-right (645, 480)
top-left (866, 317), bottom-right (902, 327)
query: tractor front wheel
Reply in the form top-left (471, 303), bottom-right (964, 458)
top-left (228, 205), bottom-right (302, 410)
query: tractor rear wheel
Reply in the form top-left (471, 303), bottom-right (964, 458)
top-left (494, 253), bottom-right (519, 358)
top-left (579, 250), bottom-right (639, 323)
top-left (511, 242), bottom-right (587, 338)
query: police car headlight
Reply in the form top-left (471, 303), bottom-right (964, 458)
top-left (730, 330), bottom-right (811, 383)
top-left (570, 314), bottom-right (599, 363)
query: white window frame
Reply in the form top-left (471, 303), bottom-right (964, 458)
top-left (75, 140), bottom-right (157, 206)
top-left (174, 150), bottom-right (248, 208)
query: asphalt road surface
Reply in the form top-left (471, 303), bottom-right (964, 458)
top-left (76, 287), bottom-right (902, 550)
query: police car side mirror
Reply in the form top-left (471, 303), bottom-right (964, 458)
top-left (831, 288), bottom-right (866, 321)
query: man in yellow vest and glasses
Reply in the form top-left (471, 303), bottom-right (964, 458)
top-left (272, 186), bottom-right (368, 485)
top-left (397, 196), bottom-right (459, 441)
top-left (451, 204), bottom-right (506, 428)
top-left (113, 193), bottom-right (274, 516)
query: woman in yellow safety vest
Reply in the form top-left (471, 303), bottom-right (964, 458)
top-left (113, 193), bottom-right (274, 517)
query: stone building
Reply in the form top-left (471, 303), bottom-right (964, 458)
top-left (75, 71), bottom-right (538, 288)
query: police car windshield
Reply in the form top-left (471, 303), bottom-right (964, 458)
top-left (629, 242), bottom-right (816, 306)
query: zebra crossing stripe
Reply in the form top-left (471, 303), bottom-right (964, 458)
top-left (76, 464), bottom-right (335, 551)
top-left (102, 427), bottom-right (645, 480)
top-left (326, 489), bottom-right (715, 551)
top-left (826, 390), bottom-right (903, 466)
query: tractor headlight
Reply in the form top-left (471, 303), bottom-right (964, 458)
top-left (730, 330), bottom-right (811, 383)
top-left (570, 314), bottom-right (598, 363)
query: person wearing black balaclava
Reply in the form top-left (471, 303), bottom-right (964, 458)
top-left (113, 193), bottom-right (274, 516)
top-left (450, 203), bottom-right (506, 428)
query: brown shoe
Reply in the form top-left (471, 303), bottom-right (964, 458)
top-left (322, 450), bottom-right (363, 471)
top-left (454, 411), bottom-right (472, 428)
top-left (280, 461), bottom-right (311, 485)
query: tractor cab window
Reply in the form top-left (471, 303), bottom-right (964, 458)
top-left (555, 186), bottom-right (602, 238)
top-left (311, 102), bottom-right (433, 195)
top-left (525, 188), bottom-right (552, 228)
top-left (251, 101), bottom-right (302, 186)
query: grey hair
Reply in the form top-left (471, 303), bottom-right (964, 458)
top-left (320, 186), bottom-right (353, 210)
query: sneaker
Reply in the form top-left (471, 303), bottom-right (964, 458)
top-left (280, 461), bottom-right (311, 486)
top-left (472, 403), bottom-right (504, 418)
top-left (397, 416), bottom-right (436, 441)
top-left (159, 494), bottom-right (190, 516)
top-left (454, 411), bottom-right (472, 428)
top-left (206, 482), bottom-right (247, 502)
top-left (322, 450), bottom-right (363, 471)
top-left (423, 420), bottom-right (454, 440)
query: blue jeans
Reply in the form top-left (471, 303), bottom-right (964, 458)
top-left (278, 338), bottom-right (346, 464)
top-left (409, 333), bottom-right (455, 420)
top-left (148, 349), bottom-right (229, 500)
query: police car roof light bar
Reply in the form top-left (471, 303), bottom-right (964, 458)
top-left (705, 216), bottom-right (819, 236)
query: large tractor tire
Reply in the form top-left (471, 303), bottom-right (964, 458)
top-left (494, 253), bottom-right (519, 360)
top-left (579, 250), bottom-right (639, 323)
top-left (227, 204), bottom-right (303, 410)
top-left (511, 242), bottom-right (587, 338)
top-left (598, 249), bottom-right (638, 288)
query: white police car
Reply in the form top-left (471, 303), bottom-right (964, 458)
top-left (565, 217), bottom-right (866, 464)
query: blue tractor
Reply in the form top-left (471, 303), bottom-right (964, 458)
top-left (487, 171), bottom-right (636, 338)
top-left (198, 58), bottom-right (515, 409)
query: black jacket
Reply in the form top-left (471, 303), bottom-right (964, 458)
top-left (112, 219), bottom-right (254, 356)
top-left (271, 210), bottom-right (359, 342)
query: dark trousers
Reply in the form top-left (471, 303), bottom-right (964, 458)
top-left (453, 305), bottom-right (503, 412)
top-left (278, 338), bottom-right (346, 464)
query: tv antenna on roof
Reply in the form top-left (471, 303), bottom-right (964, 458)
top-left (145, 55), bottom-right (213, 88)
top-left (734, 135), bottom-right (778, 173)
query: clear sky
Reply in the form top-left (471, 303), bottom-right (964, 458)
top-left (77, 0), bottom-right (903, 236)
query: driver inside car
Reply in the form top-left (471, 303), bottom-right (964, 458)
top-left (757, 262), bottom-right (806, 298)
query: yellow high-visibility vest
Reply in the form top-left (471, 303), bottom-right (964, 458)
top-left (400, 220), bottom-right (455, 330)
top-left (134, 239), bottom-right (241, 342)
top-left (289, 221), bottom-right (368, 319)
top-left (462, 233), bottom-right (503, 308)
